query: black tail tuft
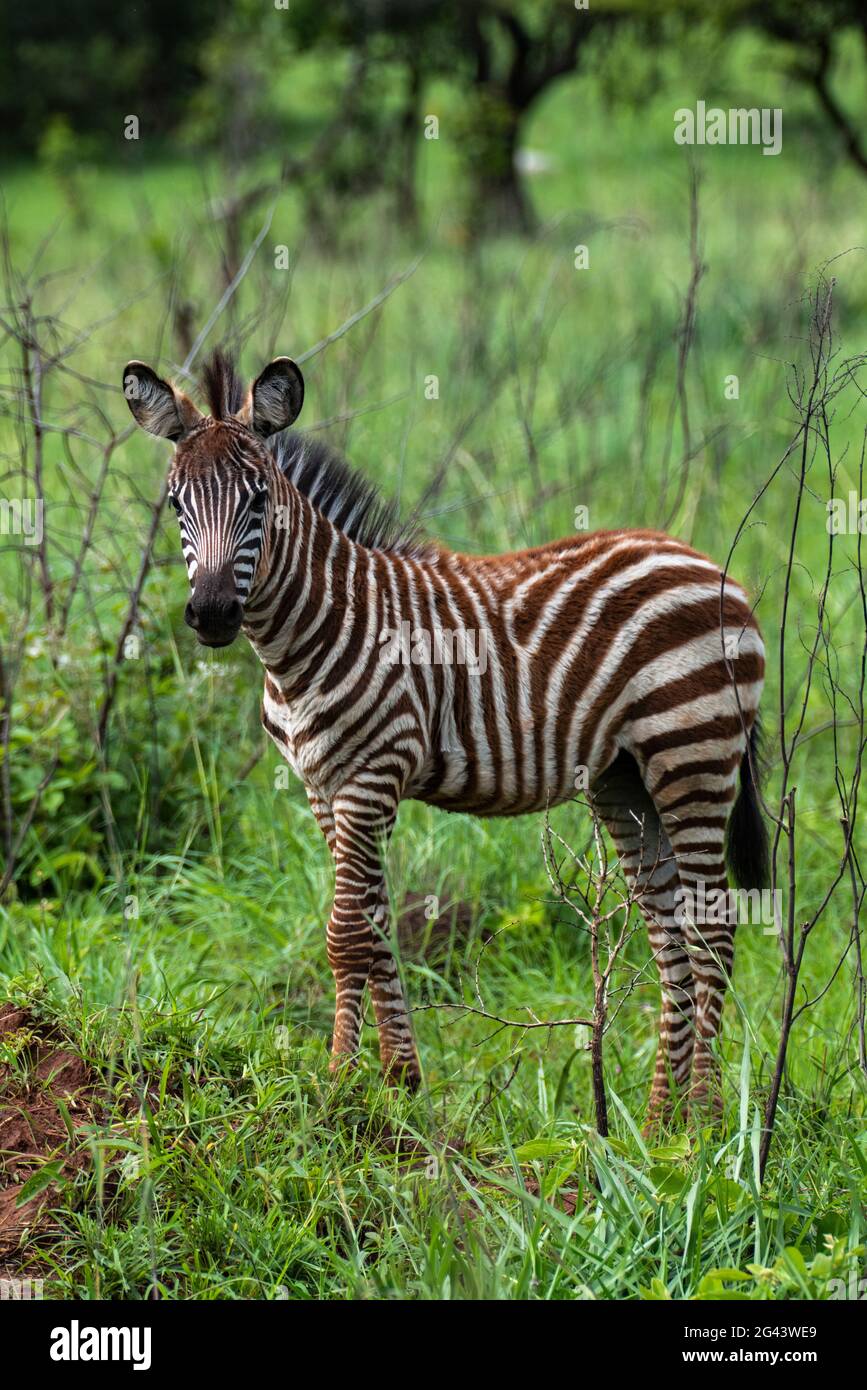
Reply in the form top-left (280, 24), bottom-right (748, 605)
top-left (726, 721), bottom-right (769, 891)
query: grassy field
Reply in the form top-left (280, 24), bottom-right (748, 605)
top-left (1, 33), bottom-right (866, 1299)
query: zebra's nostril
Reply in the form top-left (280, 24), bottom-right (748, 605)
top-left (185, 595), bottom-right (242, 635)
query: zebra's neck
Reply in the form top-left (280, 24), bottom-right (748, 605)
top-left (241, 473), bottom-right (389, 700)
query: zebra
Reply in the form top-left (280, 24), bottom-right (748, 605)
top-left (122, 349), bottom-right (768, 1122)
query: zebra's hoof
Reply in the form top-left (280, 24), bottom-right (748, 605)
top-left (382, 1059), bottom-right (422, 1091)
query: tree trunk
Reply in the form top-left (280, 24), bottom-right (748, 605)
top-left (394, 59), bottom-right (422, 231)
top-left (469, 102), bottom-right (533, 237)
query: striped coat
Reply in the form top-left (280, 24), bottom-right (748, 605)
top-left (123, 351), bottom-right (767, 1121)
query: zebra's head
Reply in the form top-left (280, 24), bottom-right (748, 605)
top-left (122, 354), bottom-right (304, 647)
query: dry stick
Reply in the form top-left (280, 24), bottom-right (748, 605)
top-left (754, 285), bottom-right (867, 1181)
top-left (722, 280), bottom-right (854, 819)
top-left (589, 943), bottom-right (609, 1136)
top-left (723, 471), bottom-right (829, 825)
top-left (845, 819), bottom-right (867, 1077)
top-left (848, 431), bottom-right (867, 1077)
top-left (778, 290), bottom-right (834, 778)
top-left (407, 1000), bottom-right (594, 1035)
top-left (542, 804), bottom-right (650, 1136)
top-left (0, 639), bottom-right (13, 861)
top-left (57, 423), bottom-right (135, 639)
top-left (179, 204), bottom-right (277, 377)
top-left (760, 790), bottom-right (799, 1181)
top-left (95, 490), bottom-right (167, 752)
top-left (811, 38), bottom-right (867, 178)
top-left (508, 253), bottom-right (564, 508)
top-left (307, 390), bottom-right (410, 434)
top-left (759, 293), bottom-right (826, 1177)
top-left (18, 305), bottom-right (53, 635)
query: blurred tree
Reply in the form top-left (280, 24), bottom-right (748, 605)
top-left (5, 0), bottom-right (865, 224)
top-left (0, 0), bottom-right (225, 155)
top-left (287, 0), bottom-right (443, 232)
top-left (451, 1), bottom-right (611, 232)
top-left (742, 0), bottom-right (867, 176)
top-left (289, 0), bottom-right (621, 234)
top-left (643, 0), bottom-right (867, 177)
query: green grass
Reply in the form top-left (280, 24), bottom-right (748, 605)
top-left (2, 832), bottom-right (864, 1300)
top-left (1, 30), bottom-right (866, 1299)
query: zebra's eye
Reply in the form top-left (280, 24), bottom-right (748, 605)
top-left (250, 491), bottom-right (267, 514)
top-left (169, 495), bottom-right (181, 515)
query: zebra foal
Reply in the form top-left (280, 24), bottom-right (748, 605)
top-left (123, 349), bottom-right (768, 1121)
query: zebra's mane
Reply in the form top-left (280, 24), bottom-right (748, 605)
top-left (201, 349), bottom-right (246, 419)
top-left (272, 432), bottom-right (432, 557)
top-left (198, 350), bottom-right (431, 558)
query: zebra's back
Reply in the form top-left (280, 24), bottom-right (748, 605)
top-left (407, 528), bottom-right (764, 817)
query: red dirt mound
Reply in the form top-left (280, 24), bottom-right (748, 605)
top-left (0, 1003), bottom-right (101, 1260)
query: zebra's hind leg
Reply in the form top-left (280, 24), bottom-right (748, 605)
top-left (591, 753), bottom-right (694, 1129)
top-left (653, 774), bottom-right (740, 1122)
top-left (368, 885), bottom-right (421, 1088)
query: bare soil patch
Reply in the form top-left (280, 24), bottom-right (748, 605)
top-left (0, 1003), bottom-right (102, 1262)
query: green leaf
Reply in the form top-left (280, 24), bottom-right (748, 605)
top-left (710, 1176), bottom-right (748, 1214)
top-left (640, 1277), bottom-right (672, 1300)
top-left (514, 1138), bottom-right (571, 1162)
top-left (694, 1289), bottom-right (753, 1301)
top-left (647, 1133), bottom-right (691, 1162)
top-left (782, 1246), bottom-right (810, 1284)
top-left (603, 1136), bottom-right (631, 1157)
top-left (16, 1160), bottom-right (64, 1207)
top-left (649, 1164), bottom-right (689, 1200)
top-left (541, 1151), bottom-right (580, 1200)
top-left (695, 1269), bottom-right (753, 1299)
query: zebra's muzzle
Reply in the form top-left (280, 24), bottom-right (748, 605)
top-left (184, 570), bottom-right (244, 647)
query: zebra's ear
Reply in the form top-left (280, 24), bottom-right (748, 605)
top-left (122, 362), bottom-right (201, 442)
top-left (241, 357), bottom-right (304, 437)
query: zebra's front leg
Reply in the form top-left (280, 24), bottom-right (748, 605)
top-left (326, 792), bottom-right (419, 1085)
top-left (306, 793), bottom-right (363, 1062)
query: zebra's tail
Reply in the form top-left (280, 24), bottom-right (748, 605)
top-left (726, 720), bottom-right (769, 891)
